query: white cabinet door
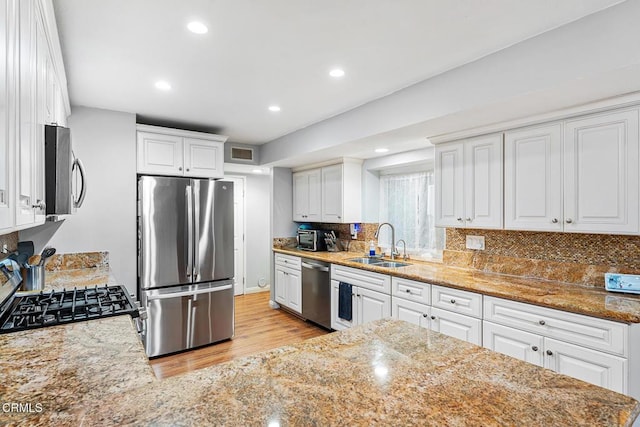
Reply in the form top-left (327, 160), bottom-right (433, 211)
top-left (544, 338), bottom-right (627, 394)
top-left (137, 132), bottom-right (184, 176)
top-left (357, 287), bottom-right (391, 325)
top-left (0, 0), bottom-right (13, 230)
top-left (183, 138), bottom-right (223, 179)
top-left (292, 169), bottom-right (321, 222)
top-left (392, 297), bottom-right (430, 329)
top-left (321, 164), bottom-right (342, 222)
top-left (274, 267), bottom-right (287, 306)
top-left (430, 307), bottom-right (482, 345)
top-left (504, 123), bottom-right (563, 231)
top-left (463, 134), bottom-right (503, 229)
top-left (435, 142), bottom-right (464, 227)
top-left (285, 267), bottom-right (302, 314)
top-left (331, 280), bottom-right (355, 331)
top-left (564, 109), bottom-right (639, 234)
top-left (483, 321), bottom-right (544, 366)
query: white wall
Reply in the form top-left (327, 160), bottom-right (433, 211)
top-left (20, 106), bottom-right (137, 294)
top-left (243, 173), bottom-right (271, 292)
top-left (260, 0), bottom-right (640, 166)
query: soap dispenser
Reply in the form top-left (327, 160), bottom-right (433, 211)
top-left (369, 241), bottom-right (376, 257)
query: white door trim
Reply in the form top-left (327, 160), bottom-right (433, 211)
top-left (225, 175), bottom-right (246, 295)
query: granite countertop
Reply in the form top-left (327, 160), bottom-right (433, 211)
top-left (55, 319), bottom-right (640, 426)
top-left (274, 247), bottom-right (640, 323)
top-left (43, 266), bottom-right (117, 292)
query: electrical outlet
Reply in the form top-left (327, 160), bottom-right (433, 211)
top-left (466, 235), bottom-right (485, 250)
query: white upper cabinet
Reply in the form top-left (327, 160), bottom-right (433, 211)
top-left (0, 0), bottom-right (14, 231)
top-left (435, 133), bottom-right (503, 229)
top-left (504, 123), bottom-right (563, 231)
top-left (292, 169), bottom-right (321, 222)
top-left (292, 159), bottom-right (362, 224)
top-left (563, 109), bottom-right (639, 234)
top-left (136, 125), bottom-right (227, 179)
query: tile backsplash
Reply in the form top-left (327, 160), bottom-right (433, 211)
top-left (444, 228), bottom-right (640, 286)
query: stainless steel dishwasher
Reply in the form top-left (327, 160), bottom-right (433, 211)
top-left (301, 258), bottom-right (331, 330)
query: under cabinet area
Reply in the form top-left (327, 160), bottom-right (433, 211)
top-left (136, 125), bottom-right (227, 178)
top-left (292, 159), bottom-right (362, 224)
top-left (330, 264), bottom-right (390, 330)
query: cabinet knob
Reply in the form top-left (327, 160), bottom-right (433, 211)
top-left (565, 218), bottom-right (573, 224)
top-left (430, 315), bottom-right (436, 320)
top-left (422, 313), bottom-right (428, 318)
top-left (178, 167), bottom-right (183, 171)
top-left (405, 289), bottom-right (411, 294)
top-left (450, 299), bottom-right (456, 304)
top-left (465, 218), bottom-right (471, 222)
top-left (546, 350), bottom-right (553, 356)
top-left (551, 218), bottom-right (558, 224)
top-left (337, 216), bottom-right (341, 219)
top-left (456, 218), bottom-right (463, 222)
top-left (531, 346), bottom-right (539, 352)
top-left (186, 168), bottom-right (190, 172)
top-left (539, 320), bottom-right (545, 325)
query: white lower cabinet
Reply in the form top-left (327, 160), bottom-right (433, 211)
top-left (392, 297), bottom-right (430, 329)
top-left (430, 307), bottom-right (482, 345)
top-left (483, 296), bottom-right (633, 395)
top-left (274, 254), bottom-right (302, 314)
top-left (330, 265), bottom-right (391, 331)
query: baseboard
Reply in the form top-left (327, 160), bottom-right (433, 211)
top-left (244, 286), bottom-right (271, 295)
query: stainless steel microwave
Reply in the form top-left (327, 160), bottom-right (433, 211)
top-left (297, 229), bottom-right (330, 252)
top-left (45, 125), bottom-right (86, 216)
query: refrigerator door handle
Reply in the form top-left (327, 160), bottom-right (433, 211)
top-left (145, 284), bottom-right (233, 301)
top-left (193, 180), bottom-right (201, 281)
top-left (186, 186), bottom-right (193, 278)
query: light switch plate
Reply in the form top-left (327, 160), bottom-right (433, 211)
top-left (466, 235), bottom-right (485, 250)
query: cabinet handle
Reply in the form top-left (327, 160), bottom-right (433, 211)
top-left (32, 200), bottom-right (46, 210)
top-left (565, 218), bottom-right (573, 224)
top-left (551, 218), bottom-right (558, 224)
top-left (430, 315), bottom-right (436, 320)
top-left (465, 218), bottom-right (471, 222)
top-left (456, 218), bottom-right (463, 222)
top-left (531, 346), bottom-right (538, 352)
top-left (546, 350), bottom-right (553, 356)
top-left (450, 299), bottom-right (456, 304)
top-left (422, 313), bottom-right (428, 318)
top-left (178, 167), bottom-right (183, 171)
top-left (539, 320), bottom-right (545, 325)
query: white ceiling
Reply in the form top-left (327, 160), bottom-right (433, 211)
top-left (54, 0), bottom-right (624, 148)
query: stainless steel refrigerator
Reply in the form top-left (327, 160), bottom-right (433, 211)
top-left (137, 175), bottom-right (234, 357)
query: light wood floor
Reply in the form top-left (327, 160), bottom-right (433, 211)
top-left (149, 291), bottom-right (329, 379)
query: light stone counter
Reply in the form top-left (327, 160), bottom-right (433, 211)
top-left (273, 247), bottom-right (640, 323)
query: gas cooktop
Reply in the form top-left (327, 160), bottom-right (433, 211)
top-left (0, 285), bottom-right (139, 334)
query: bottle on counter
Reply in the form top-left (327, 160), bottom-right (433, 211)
top-left (369, 241), bottom-right (376, 257)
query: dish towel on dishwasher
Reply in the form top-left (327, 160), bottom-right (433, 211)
top-left (338, 282), bottom-right (353, 321)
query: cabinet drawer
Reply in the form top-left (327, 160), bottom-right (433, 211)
top-left (331, 264), bottom-right (391, 294)
top-left (484, 296), bottom-right (627, 357)
top-left (432, 285), bottom-right (482, 318)
top-left (392, 277), bottom-right (431, 305)
top-left (274, 253), bottom-right (301, 270)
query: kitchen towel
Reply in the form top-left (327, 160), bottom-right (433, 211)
top-left (338, 282), bottom-right (353, 321)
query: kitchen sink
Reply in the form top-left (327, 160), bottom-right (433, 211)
top-left (347, 257), bottom-right (411, 268)
top-left (374, 261), bottom-right (411, 268)
top-left (347, 257), bottom-right (383, 264)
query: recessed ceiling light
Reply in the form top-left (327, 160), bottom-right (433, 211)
top-left (329, 68), bottom-right (345, 78)
top-left (155, 81), bottom-right (171, 91)
top-left (187, 21), bottom-right (208, 34)
top-left (268, 105), bottom-right (281, 112)
top-left (252, 169), bottom-right (263, 174)
top-left (375, 148), bottom-right (389, 153)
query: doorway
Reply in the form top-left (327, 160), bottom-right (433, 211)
top-left (225, 176), bottom-right (246, 296)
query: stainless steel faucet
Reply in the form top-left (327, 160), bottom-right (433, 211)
top-left (374, 222), bottom-right (398, 260)
top-left (396, 239), bottom-right (409, 261)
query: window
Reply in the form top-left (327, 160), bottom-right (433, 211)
top-left (378, 171), bottom-right (444, 259)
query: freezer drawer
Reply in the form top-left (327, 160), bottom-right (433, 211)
top-left (141, 281), bottom-right (234, 357)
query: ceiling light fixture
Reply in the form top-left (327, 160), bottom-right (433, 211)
top-left (268, 105), bottom-right (281, 112)
top-left (252, 169), bottom-right (263, 174)
top-left (187, 21), bottom-right (208, 34)
top-left (155, 81), bottom-right (171, 91)
top-left (375, 148), bottom-right (389, 153)
top-left (329, 68), bottom-right (345, 78)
